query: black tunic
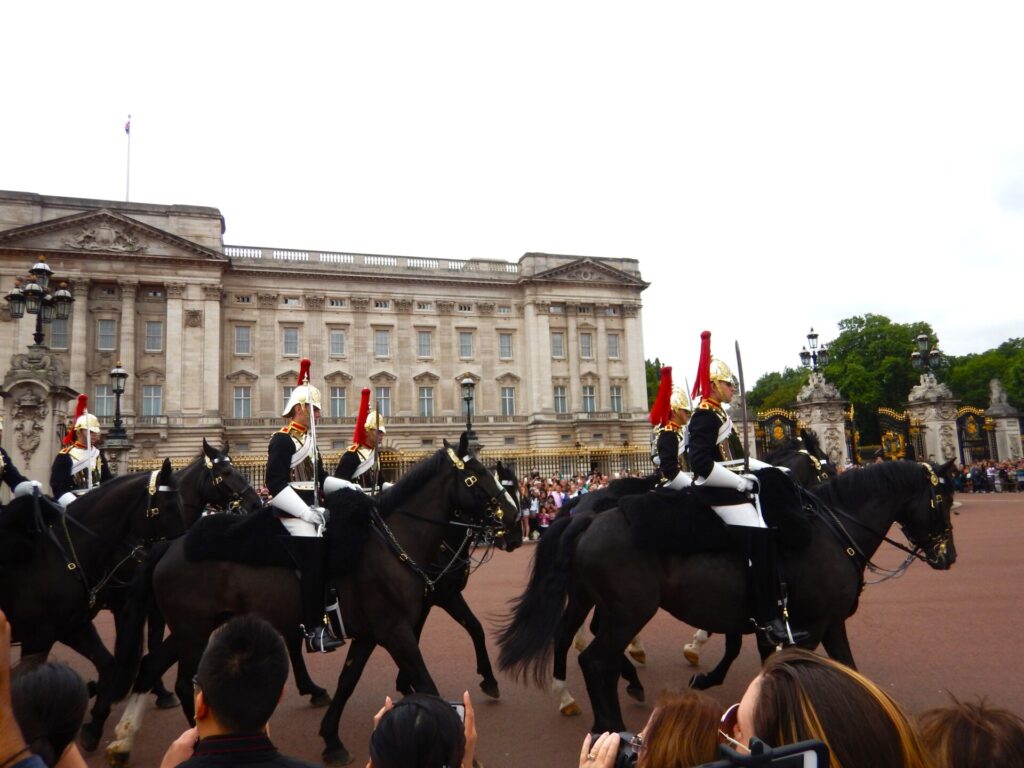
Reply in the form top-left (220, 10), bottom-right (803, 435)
top-left (266, 430), bottom-right (327, 505)
top-left (49, 447), bottom-right (113, 499)
top-left (655, 425), bottom-right (683, 481)
top-left (686, 403), bottom-right (745, 507)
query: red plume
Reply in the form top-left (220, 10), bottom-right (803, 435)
top-left (352, 388), bottom-right (371, 445)
top-left (692, 331), bottom-right (712, 402)
top-left (297, 358), bottom-right (311, 387)
top-left (648, 366), bottom-right (673, 427)
top-left (64, 393), bottom-right (88, 445)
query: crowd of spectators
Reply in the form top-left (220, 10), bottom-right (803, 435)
top-left (517, 468), bottom-right (641, 540)
top-left (955, 460), bottom-right (1024, 493)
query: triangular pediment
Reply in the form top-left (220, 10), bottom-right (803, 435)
top-left (527, 257), bottom-right (648, 287)
top-left (0, 209), bottom-right (226, 262)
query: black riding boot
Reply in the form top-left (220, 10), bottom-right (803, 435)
top-left (731, 527), bottom-right (808, 648)
top-left (294, 537), bottom-right (344, 653)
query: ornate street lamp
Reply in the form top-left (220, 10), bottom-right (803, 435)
top-left (4, 256), bottom-right (74, 346)
top-left (109, 362), bottom-right (129, 441)
top-left (798, 327), bottom-right (830, 372)
top-left (461, 377), bottom-right (477, 442)
top-left (910, 333), bottom-right (943, 374)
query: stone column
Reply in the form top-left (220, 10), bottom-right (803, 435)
top-left (119, 281), bottom-right (138, 415)
top-left (436, 301), bottom-right (455, 412)
top-left (523, 302), bottom-right (552, 412)
top-left (69, 278), bottom-right (90, 387)
top-left (985, 379), bottom-right (1022, 461)
top-left (905, 373), bottom-right (959, 463)
top-left (203, 286), bottom-right (223, 416)
top-left (794, 372), bottom-right (850, 467)
top-left (393, 299), bottom-right (413, 413)
top-left (164, 283), bottom-right (185, 415)
top-left (566, 305), bottom-right (581, 414)
top-left (595, 307), bottom-right (609, 410)
top-left (256, 293), bottom-right (279, 416)
top-left (623, 305), bottom-right (645, 417)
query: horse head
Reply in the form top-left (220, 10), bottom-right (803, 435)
top-left (441, 438), bottom-right (520, 542)
top-left (899, 459), bottom-right (958, 570)
top-left (200, 438), bottom-right (263, 514)
top-left (493, 460), bottom-right (524, 552)
top-left (133, 458), bottom-right (186, 544)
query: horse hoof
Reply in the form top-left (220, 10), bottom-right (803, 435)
top-left (155, 692), bottom-right (181, 710)
top-left (560, 702), bottom-right (583, 717)
top-left (683, 647), bottom-right (700, 667)
top-left (309, 691), bottom-right (332, 708)
top-left (626, 684), bottom-right (645, 703)
top-left (479, 679), bottom-right (500, 699)
top-left (323, 746), bottom-right (354, 766)
top-left (105, 747), bottom-right (130, 768)
top-left (79, 726), bottom-right (101, 753)
top-left (628, 649), bottom-right (646, 666)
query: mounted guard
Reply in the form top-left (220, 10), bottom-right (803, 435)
top-left (265, 358), bottom-right (344, 653)
top-left (332, 387), bottom-right (387, 492)
top-left (649, 366), bottom-right (693, 490)
top-left (685, 331), bottom-right (807, 648)
top-left (50, 394), bottom-right (113, 508)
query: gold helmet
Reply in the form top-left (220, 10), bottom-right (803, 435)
top-left (364, 410), bottom-right (387, 435)
top-left (75, 413), bottom-right (101, 434)
top-left (670, 386), bottom-right (691, 412)
top-left (709, 358), bottom-right (737, 387)
top-left (281, 359), bottom-right (322, 417)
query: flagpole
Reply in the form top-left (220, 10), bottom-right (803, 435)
top-left (125, 114), bottom-right (131, 202)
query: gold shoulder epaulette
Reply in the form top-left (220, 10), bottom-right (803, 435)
top-left (660, 423), bottom-right (682, 434)
top-left (347, 443), bottom-right (360, 453)
top-left (698, 401), bottom-right (715, 410)
top-left (59, 446), bottom-right (73, 455)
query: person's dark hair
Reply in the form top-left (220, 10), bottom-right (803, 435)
top-left (369, 693), bottom-right (465, 768)
top-left (917, 693), bottom-right (1024, 768)
top-left (194, 614), bottom-right (289, 734)
top-left (753, 649), bottom-right (931, 768)
top-left (11, 661), bottom-right (88, 767)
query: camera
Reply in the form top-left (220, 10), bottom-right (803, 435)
top-left (589, 732), bottom-right (638, 768)
top-left (447, 701), bottom-right (465, 722)
top-left (692, 738), bottom-right (829, 768)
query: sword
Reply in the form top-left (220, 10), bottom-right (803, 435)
top-left (304, 370), bottom-right (321, 513)
top-left (84, 409), bottom-right (94, 489)
top-left (734, 340), bottom-right (750, 473)
top-left (370, 403), bottom-right (381, 495)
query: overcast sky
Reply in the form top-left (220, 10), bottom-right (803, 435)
top-left (3, 2), bottom-right (1022, 383)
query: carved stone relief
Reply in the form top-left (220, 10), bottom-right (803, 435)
top-left (203, 285), bottom-right (224, 301)
top-left (351, 297), bottom-right (370, 312)
top-left (257, 293), bottom-right (278, 308)
top-left (797, 372), bottom-right (843, 403)
top-left (436, 301), bottom-right (454, 314)
top-left (9, 388), bottom-right (49, 464)
top-left (165, 283), bottom-right (187, 299)
top-left (476, 302), bottom-right (495, 315)
top-left (184, 310), bottom-right (203, 328)
top-left (394, 299), bottom-right (414, 313)
top-left (908, 372), bottom-right (954, 402)
top-left (305, 295), bottom-right (326, 311)
top-left (64, 224), bottom-right (147, 253)
top-left (622, 305), bottom-right (640, 317)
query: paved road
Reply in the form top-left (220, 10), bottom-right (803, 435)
top-left (25, 493), bottom-right (1024, 768)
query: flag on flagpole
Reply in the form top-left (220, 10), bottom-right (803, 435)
top-left (124, 116), bottom-right (131, 135)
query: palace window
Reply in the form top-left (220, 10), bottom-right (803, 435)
top-left (580, 332), bottom-right (593, 359)
top-left (329, 329), bottom-right (346, 357)
top-left (233, 386), bottom-right (251, 418)
top-left (142, 385), bottom-right (163, 416)
top-left (501, 386), bottom-right (516, 416)
top-left (375, 386), bottom-right (392, 417)
top-left (459, 332), bottom-right (474, 358)
top-left (551, 331), bottom-right (565, 358)
top-left (234, 326), bottom-right (252, 355)
top-left (499, 332), bottom-right (513, 359)
top-left (94, 385), bottom-right (113, 417)
top-left (374, 330), bottom-right (391, 357)
top-left (554, 386), bottom-right (568, 414)
top-left (329, 298), bottom-right (345, 308)
top-left (607, 333), bottom-right (620, 359)
top-left (374, 299), bottom-right (390, 309)
top-left (610, 385), bottom-right (623, 413)
top-left (50, 317), bottom-right (69, 349)
top-left (417, 330), bottom-right (433, 357)
top-left (144, 321), bottom-right (163, 353)
top-left (582, 385), bottom-right (596, 413)
top-left (330, 386), bottom-right (347, 418)
top-left (282, 327), bottom-right (300, 357)
top-left (282, 386), bottom-right (294, 411)
top-left (419, 387), bottom-right (434, 417)
top-left (97, 319), bottom-right (117, 351)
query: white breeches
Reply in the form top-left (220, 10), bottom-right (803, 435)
top-left (280, 517), bottom-right (321, 537)
top-left (712, 502), bottom-right (766, 528)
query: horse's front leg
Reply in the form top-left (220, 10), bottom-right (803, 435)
top-left (380, 626), bottom-right (439, 696)
top-left (145, 610), bottom-right (179, 709)
top-left (61, 622), bottom-right (115, 753)
top-left (320, 637), bottom-right (377, 767)
top-left (820, 620), bottom-right (856, 669)
top-left (690, 632), bottom-right (744, 690)
top-left (395, 604), bottom-right (431, 696)
top-left (553, 596), bottom-right (592, 717)
top-left (439, 592), bottom-right (499, 699)
top-left (285, 626), bottom-right (330, 706)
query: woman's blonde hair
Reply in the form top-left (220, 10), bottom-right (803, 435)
top-left (754, 649), bottom-right (933, 768)
top-left (637, 689), bottom-right (723, 768)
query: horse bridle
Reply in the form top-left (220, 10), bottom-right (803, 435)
top-left (372, 448), bottom-right (512, 593)
top-left (200, 453), bottom-right (254, 514)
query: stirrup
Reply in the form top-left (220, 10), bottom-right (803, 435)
top-left (759, 619), bottom-right (808, 648)
top-left (303, 623), bottom-right (344, 653)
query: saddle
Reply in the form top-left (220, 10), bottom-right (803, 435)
top-left (0, 495), bottom-right (70, 566)
top-left (184, 488), bottom-right (374, 580)
top-left (618, 467), bottom-right (813, 556)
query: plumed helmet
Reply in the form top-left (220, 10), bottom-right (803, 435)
top-left (708, 358), bottom-right (737, 386)
top-left (282, 358), bottom-right (322, 417)
top-left (75, 413), bottom-right (101, 433)
top-left (364, 410), bottom-right (387, 434)
top-left (670, 386), bottom-right (691, 412)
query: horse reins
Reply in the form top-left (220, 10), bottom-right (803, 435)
top-left (370, 449), bottom-right (509, 593)
top-left (46, 471), bottom-right (176, 608)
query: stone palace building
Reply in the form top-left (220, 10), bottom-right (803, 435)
top-left (0, 190), bottom-right (650, 482)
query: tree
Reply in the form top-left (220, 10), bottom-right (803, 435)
top-left (946, 338), bottom-right (1024, 411)
top-left (748, 367), bottom-right (809, 411)
top-left (645, 357), bottom-right (663, 410)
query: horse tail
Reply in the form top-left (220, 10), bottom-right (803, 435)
top-left (497, 512), bottom-right (595, 687)
top-left (110, 540), bottom-right (173, 701)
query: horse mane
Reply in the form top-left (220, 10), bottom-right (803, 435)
top-left (810, 459), bottom-right (924, 509)
top-left (375, 448), bottom-right (451, 517)
top-left (799, 429), bottom-right (824, 457)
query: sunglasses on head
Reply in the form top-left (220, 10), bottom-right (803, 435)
top-left (719, 703), bottom-right (750, 754)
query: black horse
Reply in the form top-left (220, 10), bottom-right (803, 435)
top-left (394, 460), bottom-right (523, 700)
top-left (0, 460), bottom-right (184, 750)
top-left (498, 459), bottom-right (958, 734)
top-left (148, 435), bottom-right (518, 766)
top-left (763, 429), bottom-right (837, 487)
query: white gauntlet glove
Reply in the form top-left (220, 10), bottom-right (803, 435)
top-left (303, 505), bottom-right (327, 527)
top-left (738, 473), bottom-right (759, 493)
top-left (14, 480), bottom-right (42, 498)
top-left (664, 472), bottom-right (693, 490)
top-left (323, 476), bottom-right (364, 494)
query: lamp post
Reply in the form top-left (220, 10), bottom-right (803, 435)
top-left (4, 257), bottom-right (74, 346)
top-left (109, 362), bottom-right (129, 441)
top-left (461, 377), bottom-right (477, 442)
top-left (798, 327), bottom-right (830, 372)
top-left (910, 333), bottom-right (944, 374)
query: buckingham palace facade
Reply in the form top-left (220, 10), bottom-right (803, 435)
top-left (0, 190), bottom-right (650, 471)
